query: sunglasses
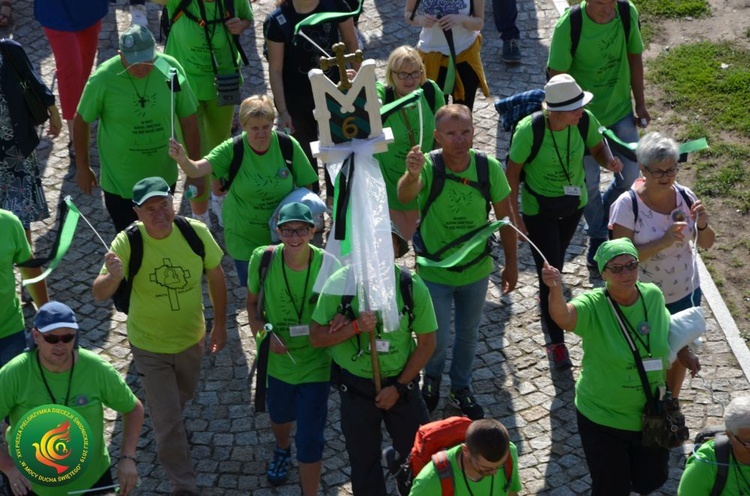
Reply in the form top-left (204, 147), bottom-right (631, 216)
top-left (41, 334), bottom-right (76, 344)
top-left (279, 227), bottom-right (311, 238)
top-left (643, 165), bottom-right (679, 178)
top-left (605, 260), bottom-right (639, 274)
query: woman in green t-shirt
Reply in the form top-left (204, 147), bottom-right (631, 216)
top-left (376, 45), bottom-right (444, 241)
top-left (168, 95), bottom-right (318, 286)
top-left (541, 238), bottom-right (698, 495)
top-left (506, 74), bottom-right (622, 371)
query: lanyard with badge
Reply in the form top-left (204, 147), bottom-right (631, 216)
top-left (281, 248), bottom-right (312, 337)
top-left (606, 285), bottom-right (662, 373)
top-left (548, 125), bottom-right (582, 198)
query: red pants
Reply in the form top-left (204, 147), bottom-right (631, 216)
top-left (44, 21), bottom-right (101, 120)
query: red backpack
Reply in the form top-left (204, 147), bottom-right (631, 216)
top-left (407, 417), bottom-right (514, 495)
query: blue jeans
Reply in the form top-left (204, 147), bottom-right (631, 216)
top-left (234, 259), bottom-right (249, 288)
top-left (423, 276), bottom-right (489, 390)
top-left (492, 0), bottom-right (519, 40)
top-left (0, 330), bottom-right (26, 368)
top-left (583, 113), bottom-right (640, 240)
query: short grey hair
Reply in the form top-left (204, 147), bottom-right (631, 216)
top-left (725, 396), bottom-right (750, 434)
top-left (636, 132), bottom-right (680, 168)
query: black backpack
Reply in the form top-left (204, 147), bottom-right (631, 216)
top-left (692, 426), bottom-right (731, 496)
top-left (569, 0), bottom-right (632, 57)
top-left (219, 132), bottom-right (294, 193)
top-left (111, 216), bottom-right (205, 314)
top-left (338, 265), bottom-right (416, 330)
top-left (253, 244), bottom-right (280, 413)
top-left (515, 110), bottom-right (591, 167)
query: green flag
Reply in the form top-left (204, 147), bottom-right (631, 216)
top-left (294, 0), bottom-right (363, 34)
top-left (417, 220), bottom-right (510, 268)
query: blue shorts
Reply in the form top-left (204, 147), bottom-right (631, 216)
top-left (666, 288), bottom-right (702, 315)
top-left (266, 376), bottom-right (330, 463)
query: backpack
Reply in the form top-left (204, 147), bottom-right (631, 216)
top-left (611, 184), bottom-right (696, 238)
top-left (338, 265), bottom-right (415, 330)
top-left (160, 0), bottom-right (249, 65)
top-left (111, 216), bottom-right (205, 314)
top-left (516, 110), bottom-right (591, 167)
top-left (569, 0), bottom-right (632, 57)
top-left (219, 131), bottom-right (294, 193)
top-left (403, 416), bottom-right (514, 495)
top-left (413, 150), bottom-right (495, 272)
top-left (262, 0), bottom-right (342, 60)
top-left (253, 244), bottom-right (280, 413)
top-left (692, 425), bottom-right (731, 496)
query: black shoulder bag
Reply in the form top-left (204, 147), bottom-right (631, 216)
top-left (605, 289), bottom-right (689, 449)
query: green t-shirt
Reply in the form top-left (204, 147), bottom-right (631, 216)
top-left (0, 210), bottom-right (31, 339)
top-left (0, 349), bottom-right (138, 496)
top-left (247, 244), bottom-right (340, 384)
top-left (416, 151), bottom-right (511, 286)
top-left (679, 439), bottom-right (750, 495)
top-left (205, 131), bottom-right (319, 260)
top-left (100, 218), bottom-right (224, 353)
top-left (547, 1), bottom-right (643, 126)
top-left (571, 282), bottom-right (670, 431)
top-left (410, 443), bottom-right (522, 496)
top-left (509, 110), bottom-right (602, 216)
top-left (311, 265), bottom-right (437, 379)
top-left (164, 0), bottom-right (253, 101)
top-left (77, 53), bottom-right (199, 198)
top-left (374, 80), bottom-right (445, 211)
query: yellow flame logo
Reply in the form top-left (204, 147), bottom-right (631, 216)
top-left (32, 420), bottom-right (71, 474)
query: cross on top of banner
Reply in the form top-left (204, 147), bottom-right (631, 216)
top-left (319, 42), bottom-right (364, 91)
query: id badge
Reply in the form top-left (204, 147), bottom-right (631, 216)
top-left (563, 185), bottom-right (582, 196)
top-left (642, 358), bottom-right (663, 372)
top-left (289, 325), bottom-right (310, 337)
top-left (370, 340), bottom-right (391, 353)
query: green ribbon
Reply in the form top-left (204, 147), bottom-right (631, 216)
top-left (678, 138), bottom-right (709, 155)
top-left (599, 128), bottom-right (709, 161)
top-left (380, 89), bottom-right (422, 121)
top-left (294, 0), bottom-right (363, 34)
top-left (154, 57), bottom-right (187, 87)
top-left (417, 219), bottom-right (509, 268)
top-left (22, 197), bottom-right (80, 286)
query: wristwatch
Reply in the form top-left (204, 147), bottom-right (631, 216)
top-left (394, 381), bottom-right (414, 396)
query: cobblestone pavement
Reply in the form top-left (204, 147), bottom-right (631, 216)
top-left (6, 0), bottom-right (747, 494)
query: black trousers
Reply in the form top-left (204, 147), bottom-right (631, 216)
top-left (523, 208), bottom-right (583, 345)
top-left (435, 61), bottom-right (481, 112)
top-left (339, 370), bottom-right (428, 496)
top-left (103, 183), bottom-right (175, 233)
top-left (577, 409), bottom-right (669, 495)
top-left (287, 106), bottom-right (335, 197)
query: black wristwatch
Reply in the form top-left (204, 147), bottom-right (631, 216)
top-left (394, 381), bottom-right (413, 396)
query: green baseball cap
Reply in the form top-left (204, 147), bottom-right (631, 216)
top-left (120, 24), bottom-right (156, 65)
top-left (278, 202), bottom-right (314, 226)
top-left (594, 238), bottom-right (639, 273)
top-left (132, 177), bottom-right (171, 206)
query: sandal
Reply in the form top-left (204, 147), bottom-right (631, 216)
top-left (266, 446), bottom-right (291, 486)
top-left (0, 1), bottom-right (12, 28)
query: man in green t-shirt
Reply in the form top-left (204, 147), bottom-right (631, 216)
top-left (547, 0), bottom-right (649, 267)
top-left (74, 24), bottom-right (201, 233)
top-left (310, 225), bottom-right (437, 496)
top-left (409, 419), bottom-right (522, 496)
top-left (92, 177), bottom-right (227, 496)
top-left (0, 301), bottom-right (144, 496)
top-left (397, 104), bottom-right (518, 420)
top-left (679, 396), bottom-right (750, 495)
top-left (0, 209), bottom-right (48, 369)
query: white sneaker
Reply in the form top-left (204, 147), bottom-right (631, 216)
top-left (211, 193), bottom-right (225, 228)
top-left (130, 4), bottom-right (148, 27)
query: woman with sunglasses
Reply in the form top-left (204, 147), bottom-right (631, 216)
top-left (542, 238), bottom-right (696, 495)
top-left (610, 132), bottom-right (715, 398)
top-left (376, 46), bottom-right (444, 240)
top-left (245, 202), bottom-right (339, 495)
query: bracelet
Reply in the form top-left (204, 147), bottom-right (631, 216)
top-left (697, 223), bottom-right (709, 231)
top-left (121, 455), bottom-right (137, 463)
top-left (352, 321), bottom-right (360, 335)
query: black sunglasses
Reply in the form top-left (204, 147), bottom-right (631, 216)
top-left (41, 334), bottom-right (76, 344)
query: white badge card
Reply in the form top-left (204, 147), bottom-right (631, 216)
top-left (370, 340), bottom-right (391, 353)
top-left (642, 358), bottom-right (663, 372)
top-left (289, 325), bottom-right (310, 337)
top-left (563, 185), bottom-right (582, 196)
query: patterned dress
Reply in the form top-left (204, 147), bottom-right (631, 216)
top-left (0, 55), bottom-right (49, 229)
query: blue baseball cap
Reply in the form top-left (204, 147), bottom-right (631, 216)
top-left (34, 302), bottom-right (79, 333)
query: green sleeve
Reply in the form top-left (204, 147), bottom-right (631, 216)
top-left (508, 443), bottom-right (522, 492)
top-left (677, 442), bottom-right (717, 496)
top-left (101, 230), bottom-right (133, 276)
top-left (570, 289), bottom-right (601, 338)
top-left (584, 110), bottom-right (604, 148)
top-left (289, 135), bottom-right (319, 186)
top-left (99, 358), bottom-right (138, 413)
top-left (547, 10), bottom-right (573, 72)
top-left (487, 154), bottom-right (511, 204)
top-left (234, 0), bottom-right (254, 20)
top-left (190, 220), bottom-right (224, 270)
top-left (311, 268), bottom-right (351, 326)
top-left (0, 357), bottom-right (20, 420)
top-left (76, 65), bottom-right (106, 123)
top-left (626, 2), bottom-right (644, 55)
top-left (408, 459), bottom-right (442, 495)
top-left (12, 217), bottom-right (32, 264)
top-left (411, 273), bottom-right (437, 335)
top-left (508, 115), bottom-right (533, 165)
top-left (246, 245), bottom-right (267, 295)
top-left (430, 80), bottom-right (446, 112)
top-left (205, 136), bottom-right (237, 180)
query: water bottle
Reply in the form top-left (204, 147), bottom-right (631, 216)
top-left (185, 184), bottom-right (198, 200)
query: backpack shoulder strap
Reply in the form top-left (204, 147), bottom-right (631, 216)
top-left (502, 450), bottom-right (514, 491)
top-left (398, 266), bottom-right (415, 330)
top-left (618, 0), bottom-right (631, 44)
top-left (169, 0), bottom-right (194, 24)
top-left (125, 223), bottom-right (143, 279)
top-left (474, 151), bottom-right (491, 210)
top-left (421, 151), bottom-right (447, 221)
top-left (527, 111), bottom-right (546, 165)
top-left (711, 434), bottom-right (730, 496)
top-left (628, 189), bottom-right (639, 226)
top-left (256, 245), bottom-right (278, 319)
top-left (220, 134), bottom-right (246, 193)
top-left (173, 216), bottom-right (206, 260)
top-left (577, 110), bottom-right (590, 143)
top-left (431, 450), bottom-right (454, 496)
top-left (423, 80), bottom-right (437, 111)
top-left (569, 3), bottom-right (583, 57)
top-left (674, 184), bottom-right (695, 209)
top-left (384, 86), bottom-right (396, 105)
top-left (276, 131), bottom-right (294, 176)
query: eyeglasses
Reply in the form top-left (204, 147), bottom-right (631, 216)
top-left (468, 450), bottom-right (502, 475)
top-left (41, 334), bottom-right (76, 344)
top-left (605, 260), bottom-right (639, 274)
top-left (279, 227), bottom-right (311, 238)
top-left (729, 431), bottom-right (750, 450)
top-left (395, 70), bottom-right (422, 81)
top-left (643, 165), bottom-right (679, 178)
